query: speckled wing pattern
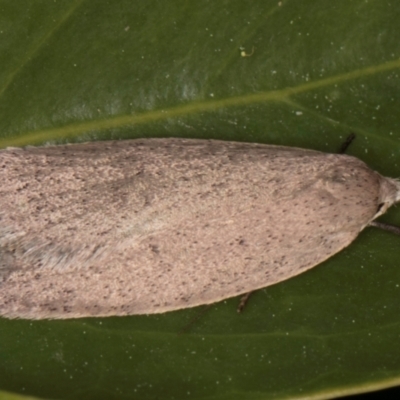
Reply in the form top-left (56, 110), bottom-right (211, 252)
top-left (0, 138), bottom-right (399, 319)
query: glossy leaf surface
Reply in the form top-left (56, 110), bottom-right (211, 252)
top-left (1, 1), bottom-right (400, 399)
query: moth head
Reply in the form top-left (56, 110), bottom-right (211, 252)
top-left (375, 177), bottom-right (400, 218)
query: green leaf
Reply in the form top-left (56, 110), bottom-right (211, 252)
top-left (0, 390), bottom-right (46, 400)
top-left (1, 1), bottom-right (400, 399)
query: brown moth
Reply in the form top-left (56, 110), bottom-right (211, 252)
top-left (0, 138), bottom-right (399, 319)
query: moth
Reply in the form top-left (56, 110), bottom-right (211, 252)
top-left (0, 138), bottom-right (399, 319)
